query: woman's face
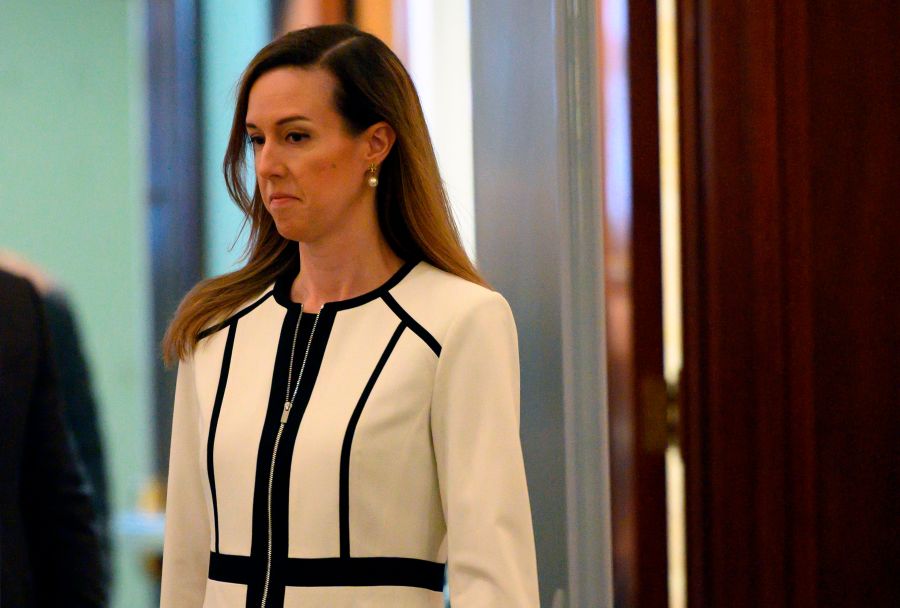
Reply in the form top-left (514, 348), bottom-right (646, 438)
top-left (245, 66), bottom-right (373, 243)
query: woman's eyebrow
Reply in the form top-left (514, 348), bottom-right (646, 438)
top-left (245, 115), bottom-right (311, 129)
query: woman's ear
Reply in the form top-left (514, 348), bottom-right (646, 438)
top-left (363, 121), bottom-right (396, 165)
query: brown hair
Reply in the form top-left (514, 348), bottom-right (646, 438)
top-left (162, 24), bottom-right (485, 365)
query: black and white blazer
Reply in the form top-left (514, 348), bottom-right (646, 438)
top-left (160, 261), bottom-right (539, 607)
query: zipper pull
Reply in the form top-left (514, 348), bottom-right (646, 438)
top-left (281, 401), bottom-right (292, 424)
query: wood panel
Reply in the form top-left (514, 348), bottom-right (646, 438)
top-left (276, 0), bottom-right (349, 33)
top-left (600, 0), bottom-right (668, 605)
top-left (355, 0), bottom-right (394, 46)
top-left (677, 1), bottom-right (900, 606)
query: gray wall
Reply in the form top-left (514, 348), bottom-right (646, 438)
top-left (471, 2), bottom-right (568, 605)
top-left (471, 1), bottom-right (613, 606)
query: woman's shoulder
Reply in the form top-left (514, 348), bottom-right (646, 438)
top-left (388, 261), bottom-right (514, 346)
top-left (407, 259), bottom-right (500, 297)
top-left (196, 281), bottom-right (278, 342)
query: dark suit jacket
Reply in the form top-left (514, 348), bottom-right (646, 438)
top-left (43, 291), bottom-right (110, 560)
top-left (0, 270), bottom-right (106, 607)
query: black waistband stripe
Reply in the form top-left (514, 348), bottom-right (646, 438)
top-left (209, 553), bottom-right (445, 592)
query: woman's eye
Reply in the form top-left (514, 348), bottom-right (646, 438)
top-left (287, 132), bottom-right (309, 143)
top-left (247, 134), bottom-right (264, 147)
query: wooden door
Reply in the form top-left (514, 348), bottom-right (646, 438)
top-left (677, 1), bottom-right (900, 605)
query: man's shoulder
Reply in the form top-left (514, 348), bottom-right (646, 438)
top-left (0, 268), bottom-right (42, 341)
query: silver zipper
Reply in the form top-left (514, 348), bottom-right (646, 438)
top-left (261, 306), bottom-right (321, 608)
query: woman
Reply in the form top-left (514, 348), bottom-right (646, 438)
top-left (160, 24), bottom-right (538, 607)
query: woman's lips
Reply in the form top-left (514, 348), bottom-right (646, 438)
top-left (268, 194), bottom-right (298, 208)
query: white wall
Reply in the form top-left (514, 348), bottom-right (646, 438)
top-left (404, 0), bottom-right (477, 260)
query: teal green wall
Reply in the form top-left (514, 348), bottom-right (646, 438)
top-left (202, 1), bottom-right (271, 276)
top-left (0, 2), bottom-right (152, 606)
top-left (0, 1), bottom-right (274, 604)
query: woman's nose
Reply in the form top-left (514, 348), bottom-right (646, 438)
top-left (255, 142), bottom-right (284, 179)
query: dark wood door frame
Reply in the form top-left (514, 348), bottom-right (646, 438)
top-left (600, 0), bottom-right (669, 606)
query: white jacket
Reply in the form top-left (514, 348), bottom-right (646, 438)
top-left (160, 261), bottom-right (539, 607)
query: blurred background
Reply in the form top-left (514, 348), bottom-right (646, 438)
top-left (1, 2), bottom-right (475, 605)
top-left (1, 1), bottom-right (896, 607)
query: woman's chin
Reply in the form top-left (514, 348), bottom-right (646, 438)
top-left (273, 219), bottom-right (316, 243)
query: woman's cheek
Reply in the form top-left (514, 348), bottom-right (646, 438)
top-left (305, 153), bottom-right (335, 173)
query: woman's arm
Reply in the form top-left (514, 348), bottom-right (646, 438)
top-left (160, 358), bottom-right (210, 607)
top-left (431, 291), bottom-right (540, 606)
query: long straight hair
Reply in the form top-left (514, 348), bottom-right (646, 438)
top-left (162, 25), bottom-right (485, 365)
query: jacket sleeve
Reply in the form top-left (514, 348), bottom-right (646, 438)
top-left (430, 291), bottom-right (540, 606)
top-left (160, 357), bottom-right (210, 607)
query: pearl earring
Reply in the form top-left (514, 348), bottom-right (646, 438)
top-left (367, 164), bottom-right (379, 188)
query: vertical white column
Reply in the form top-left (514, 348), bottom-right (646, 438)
top-left (557, 0), bottom-right (614, 604)
top-left (404, 0), bottom-right (477, 260)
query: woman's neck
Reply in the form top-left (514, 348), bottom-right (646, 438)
top-left (291, 235), bottom-right (404, 312)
